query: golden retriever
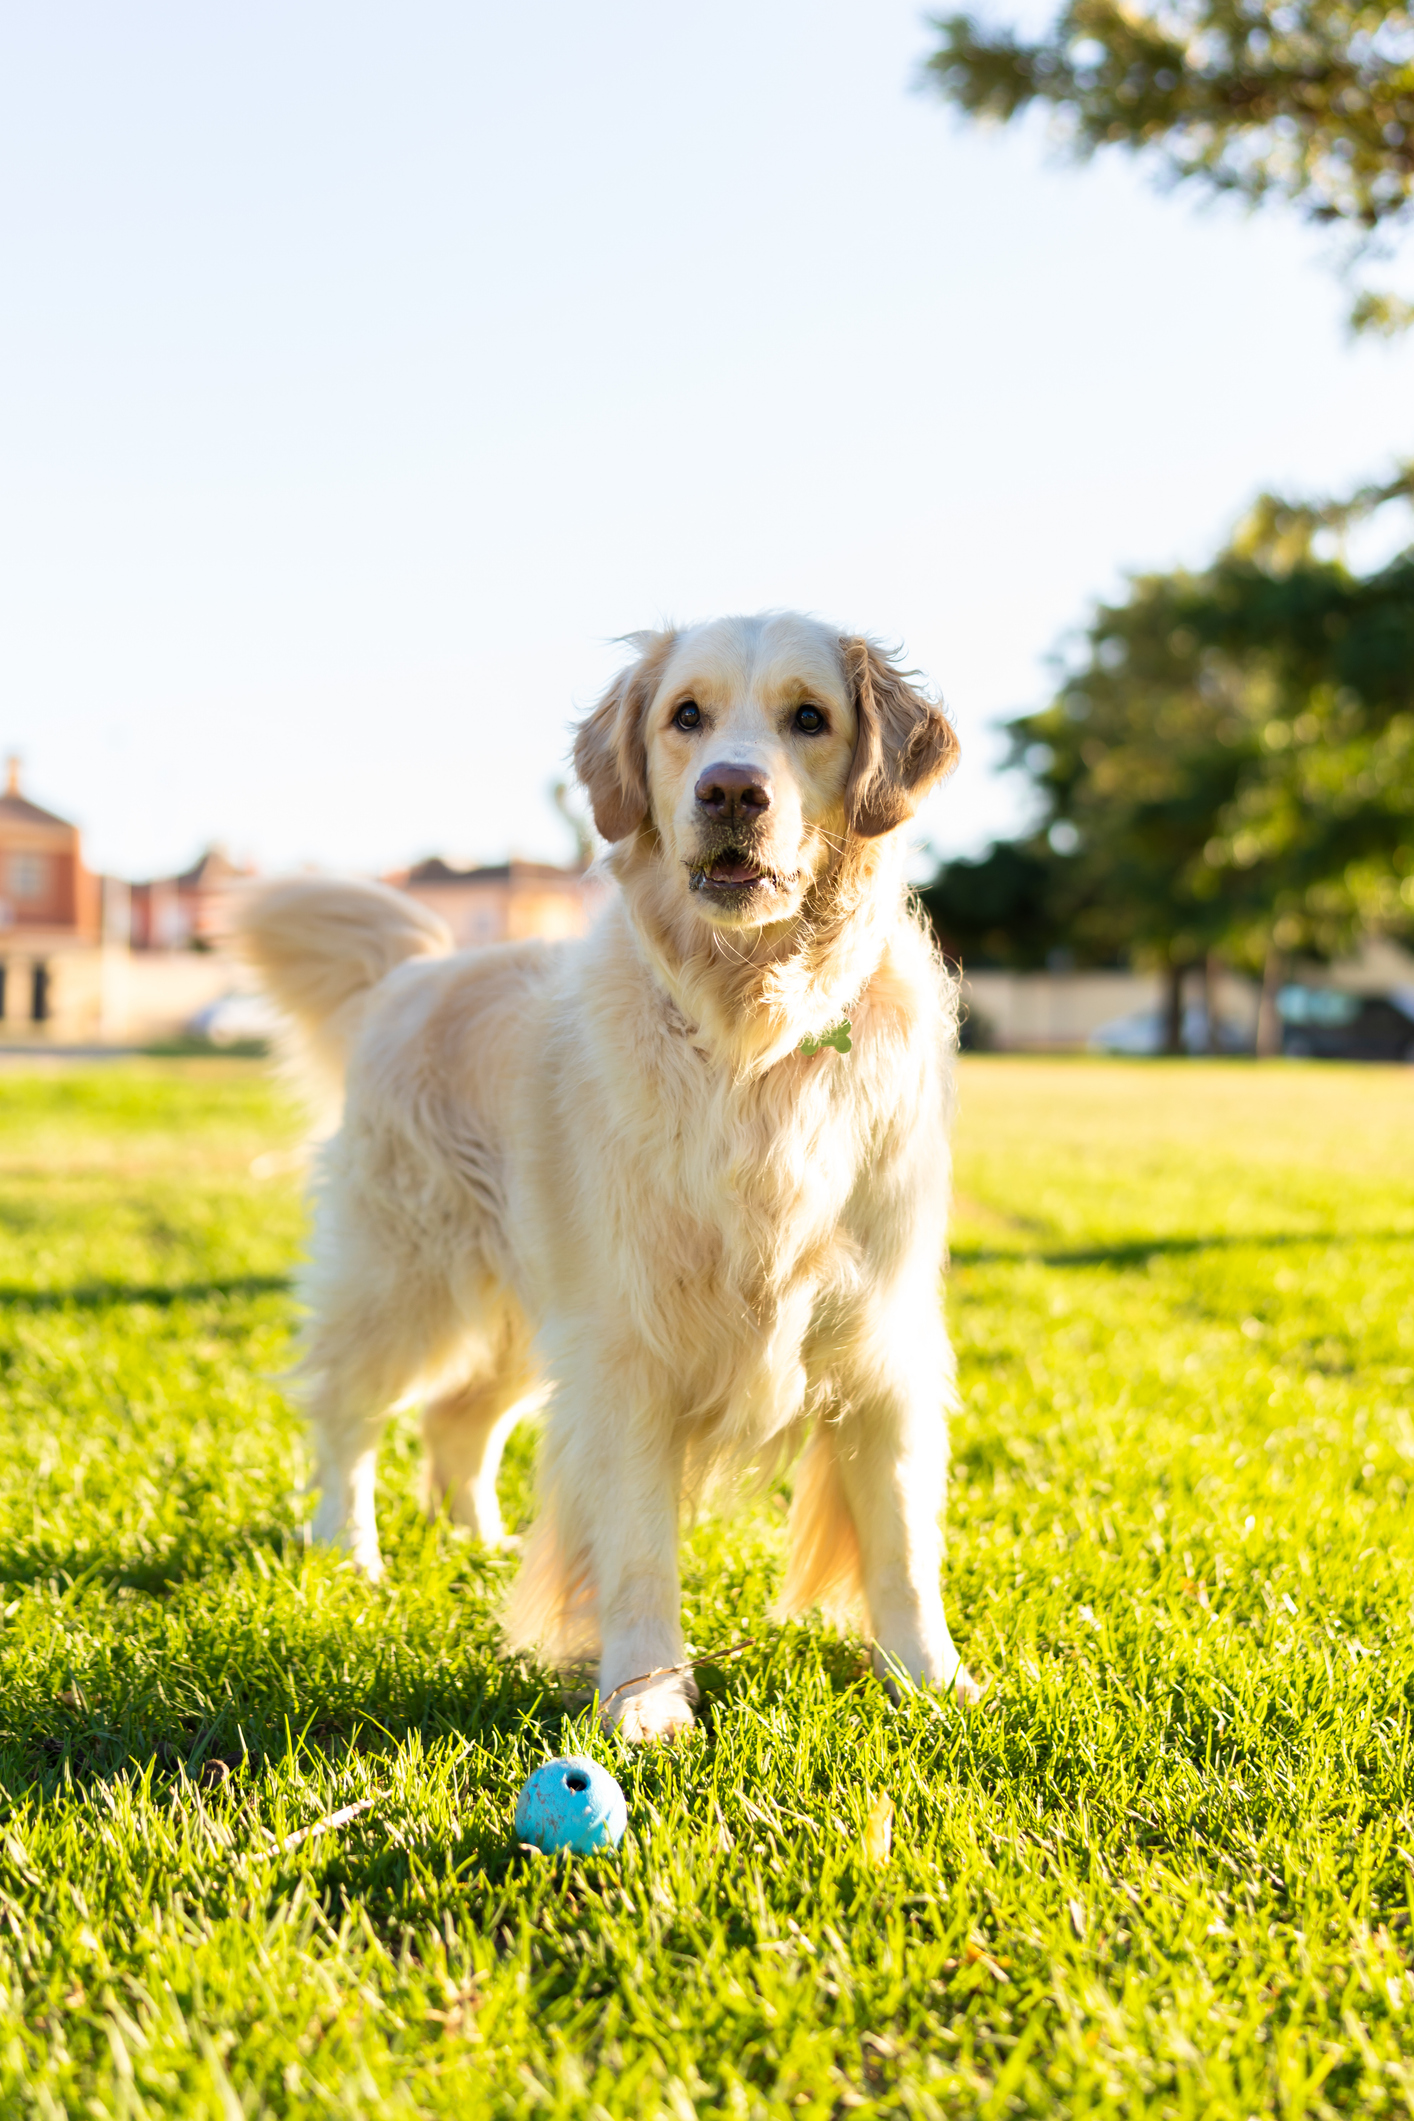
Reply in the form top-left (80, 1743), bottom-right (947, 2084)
top-left (240, 612), bottom-right (976, 1738)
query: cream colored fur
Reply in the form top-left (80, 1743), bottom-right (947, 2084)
top-left (239, 612), bottom-right (975, 1739)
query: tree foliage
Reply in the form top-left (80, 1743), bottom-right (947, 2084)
top-left (925, 469), bottom-right (1414, 978)
top-left (919, 839), bottom-right (1065, 969)
top-left (924, 0), bottom-right (1414, 326)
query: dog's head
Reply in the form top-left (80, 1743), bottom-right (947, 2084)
top-left (573, 613), bottom-right (958, 933)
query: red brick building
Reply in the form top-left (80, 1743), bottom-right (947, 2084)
top-left (129, 846), bottom-right (252, 950)
top-left (0, 758), bottom-right (100, 1025)
top-left (384, 856), bottom-right (605, 947)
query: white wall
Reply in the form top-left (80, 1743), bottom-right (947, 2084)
top-left (1, 945), bottom-right (235, 1045)
top-left (961, 969), bottom-right (1262, 1051)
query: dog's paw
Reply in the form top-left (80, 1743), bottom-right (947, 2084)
top-left (874, 1643), bottom-right (984, 1708)
top-left (603, 1685), bottom-right (696, 1743)
top-left (308, 1522), bottom-right (386, 1583)
top-left (435, 1492), bottom-right (517, 1550)
top-left (437, 1514), bottom-right (520, 1555)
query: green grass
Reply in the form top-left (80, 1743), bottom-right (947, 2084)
top-left (1, 1056), bottom-right (1412, 2118)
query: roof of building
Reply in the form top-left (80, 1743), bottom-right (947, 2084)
top-left (0, 758), bottom-right (76, 835)
top-left (0, 790), bottom-right (74, 833)
top-left (172, 846), bottom-right (248, 889)
top-left (130, 846), bottom-right (251, 892)
top-left (401, 857), bottom-right (585, 886)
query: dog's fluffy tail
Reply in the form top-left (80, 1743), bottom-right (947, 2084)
top-left (236, 877), bottom-right (452, 1127)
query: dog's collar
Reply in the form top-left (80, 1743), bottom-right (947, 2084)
top-left (657, 989), bottom-right (854, 1061)
top-left (798, 1017), bottom-right (852, 1057)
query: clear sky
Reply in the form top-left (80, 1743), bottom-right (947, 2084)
top-left (3, 2), bottom-right (1410, 883)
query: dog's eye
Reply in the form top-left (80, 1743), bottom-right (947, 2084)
top-left (673, 701), bottom-right (701, 731)
top-left (794, 705), bottom-right (825, 734)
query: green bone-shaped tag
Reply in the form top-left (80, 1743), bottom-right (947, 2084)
top-left (798, 1018), bottom-right (852, 1057)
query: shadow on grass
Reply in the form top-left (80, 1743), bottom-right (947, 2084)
top-left (0, 1518), bottom-right (304, 1599)
top-left (950, 1228), bottom-right (1412, 1271)
top-left (0, 1651), bottom-right (560, 1801)
top-left (0, 1529), bottom-right (603, 1798)
top-left (0, 1273), bottom-right (294, 1312)
top-left (0, 1596), bottom-right (787, 1829)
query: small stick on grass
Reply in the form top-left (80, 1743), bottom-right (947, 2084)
top-left (278, 1797), bottom-right (375, 1853)
top-left (598, 1638), bottom-right (760, 1714)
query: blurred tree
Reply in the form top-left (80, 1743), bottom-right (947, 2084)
top-left (918, 839), bottom-right (1068, 968)
top-left (1178, 471), bottom-right (1414, 1036)
top-left (920, 0), bottom-right (1414, 1041)
top-left (551, 779), bottom-right (595, 868)
top-left (1001, 581), bottom-right (1265, 1048)
top-left (925, 471), bottom-right (1414, 1050)
top-left (923, 0), bottom-right (1414, 329)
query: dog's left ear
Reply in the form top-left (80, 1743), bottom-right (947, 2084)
top-left (840, 635), bottom-right (959, 838)
top-left (572, 628), bottom-right (679, 842)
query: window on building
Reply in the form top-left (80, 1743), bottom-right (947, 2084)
top-left (10, 853), bottom-right (48, 901)
top-left (0, 963), bottom-right (6, 1020)
top-left (30, 962), bottom-right (49, 1023)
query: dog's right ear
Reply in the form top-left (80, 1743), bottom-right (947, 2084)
top-left (572, 629), bottom-right (678, 843)
top-left (840, 635), bottom-right (959, 838)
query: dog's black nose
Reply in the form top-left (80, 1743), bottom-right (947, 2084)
top-left (694, 762), bottom-right (773, 820)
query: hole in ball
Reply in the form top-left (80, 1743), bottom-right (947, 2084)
top-left (565, 1771), bottom-right (590, 1792)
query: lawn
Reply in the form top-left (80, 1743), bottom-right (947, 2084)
top-left (1, 1056), bottom-right (1412, 2119)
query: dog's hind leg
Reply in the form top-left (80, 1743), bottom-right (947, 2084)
top-left (773, 1423), bottom-right (866, 1632)
top-left (421, 1354), bottom-right (542, 1548)
top-left (304, 1375), bottom-right (393, 1581)
top-left (300, 1272), bottom-right (476, 1582)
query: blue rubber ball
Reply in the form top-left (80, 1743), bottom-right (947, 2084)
top-left (514, 1756), bottom-right (627, 1855)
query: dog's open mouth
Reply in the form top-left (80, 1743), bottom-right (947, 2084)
top-left (692, 851), bottom-right (765, 893)
top-left (687, 844), bottom-right (802, 902)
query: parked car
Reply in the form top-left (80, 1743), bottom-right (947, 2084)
top-left (1278, 985), bottom-right (1414, 1061)
top-left (1088, 1004), bottom-right (1252, 1056)
top-left (185, 990), bottom-right (282, 1047)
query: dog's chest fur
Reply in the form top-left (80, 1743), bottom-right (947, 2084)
top-left (525, 940), bottom-right (944, 1446)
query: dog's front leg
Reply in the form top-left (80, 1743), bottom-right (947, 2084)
top-left (565, 1400), bottom-right (695, 1741)
top-left (832, 1365), bottom-right (978, 1704)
